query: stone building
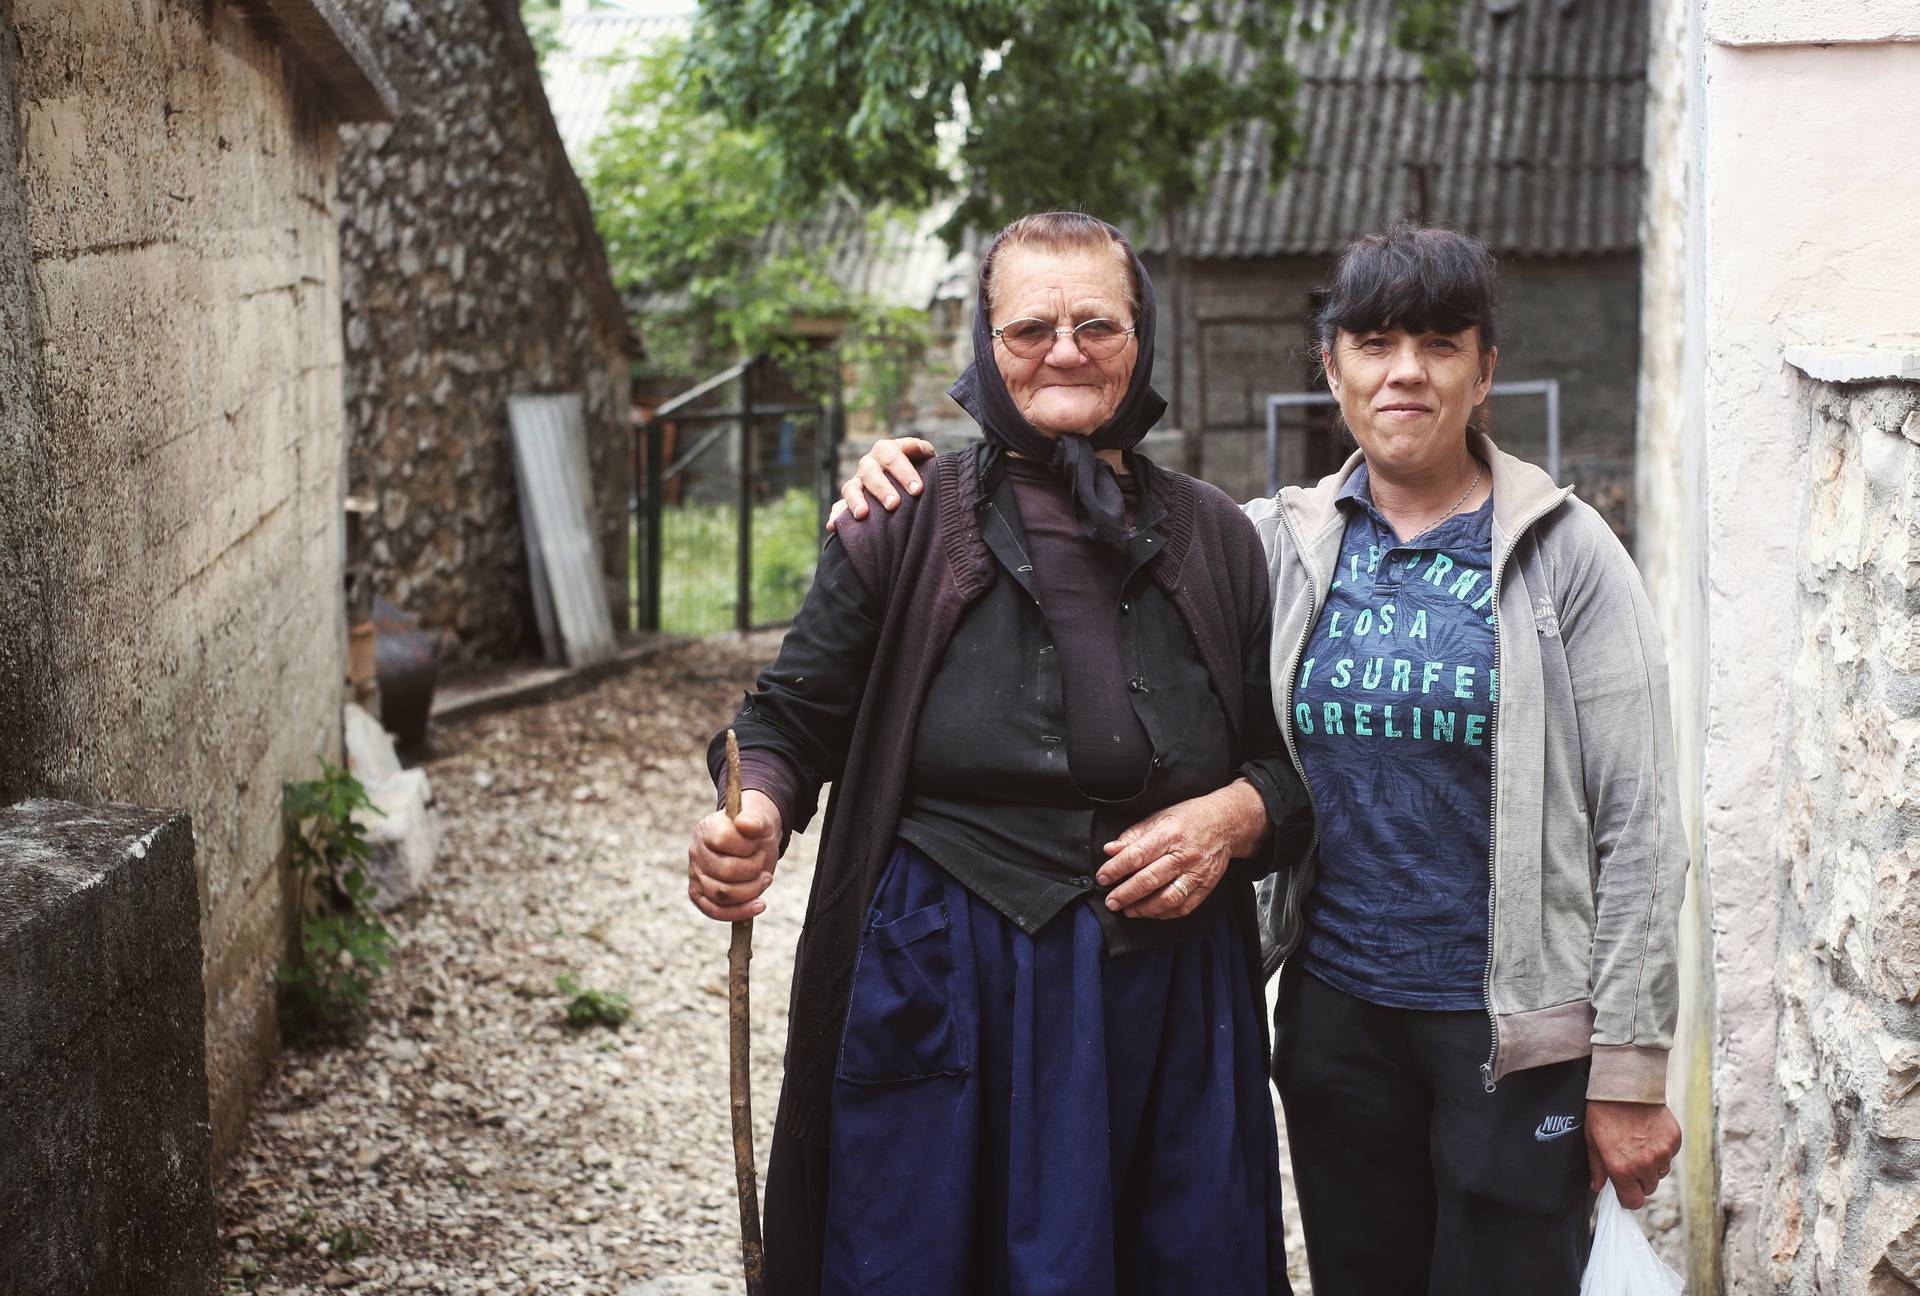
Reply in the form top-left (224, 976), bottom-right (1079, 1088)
top-left (337, 0), bottom-right (635, 663)
top-left (1634, 1), bottom-right (1920, 1290)
top-left (0, 0), bottom-right (392, 1166)
top-left (1142, 0), bottom-right (1645, 538)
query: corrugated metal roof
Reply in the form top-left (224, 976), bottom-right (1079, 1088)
top-left (1147, 0), bottom-right (1648, 258)
top-left (543, 7), bottom-right (972, 309)
top-left (792, 202), bottom-right (975, 309)
top-left (544, 10), bottom-right (690, 164)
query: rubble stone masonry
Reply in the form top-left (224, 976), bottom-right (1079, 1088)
top-left (337, 0), bottom-right (632, 664)
top-left (1771, 381), bottom-right (1920, 1294)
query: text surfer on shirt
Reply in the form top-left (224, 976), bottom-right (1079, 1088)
top-left (830, 224), bottom-right (1688, 1294)
top-left (687, 210), bottom-right (1313, 1295)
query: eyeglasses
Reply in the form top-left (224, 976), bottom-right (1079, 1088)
top-left (991, 316), bottom-right (1137, 360)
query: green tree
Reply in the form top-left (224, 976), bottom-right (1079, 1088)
top-left (690, 0), bottom-right (1470, 240)
top-left (581, 37), bottom-right (930, 425)
top-left (686, 0), bottom-right (1473, 464)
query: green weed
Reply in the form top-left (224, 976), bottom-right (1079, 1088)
top-left (276, 760), bottom-right (393, 1044)
top-left (557, 973), bottom-right (633, 1030)
top-left (325, 1224), bottom-right (374, 1263)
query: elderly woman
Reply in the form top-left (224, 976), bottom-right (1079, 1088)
top-left (838, 224), bottom-right (1688, 1293)
top-left (687, 211), bottom-right (1310, 1295)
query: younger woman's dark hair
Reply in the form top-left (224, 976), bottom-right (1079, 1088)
top-left (1314, 224), bottom-right (1500, 363)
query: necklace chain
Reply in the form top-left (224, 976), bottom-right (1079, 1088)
top-left (1399, 463), bottom-right (1483, 544)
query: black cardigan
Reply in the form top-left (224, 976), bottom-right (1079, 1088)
top-left (706, 444), bottom-right (1309, 1279)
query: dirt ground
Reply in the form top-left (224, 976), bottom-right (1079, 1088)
top-left (218, 629), bottom-right (1574, 1293)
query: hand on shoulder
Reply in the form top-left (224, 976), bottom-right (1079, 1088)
top-left (826, 437), bottom-right (937, 532)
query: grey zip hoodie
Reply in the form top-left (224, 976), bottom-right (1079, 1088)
top-left (1249, 431), bottom-right (1687, 1103)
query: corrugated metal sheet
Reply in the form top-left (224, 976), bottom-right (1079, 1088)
top-left (1147, 0), bottom-right (1648, 259)
top-left (508, 396), bottom-right (618, 668)
top-left (784, 201), bottom-right (976, 308)
top-left (544, 10), bottom-right (691, 165)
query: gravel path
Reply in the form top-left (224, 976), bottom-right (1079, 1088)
top-left (216, 633), bottom-right (1312, 1293)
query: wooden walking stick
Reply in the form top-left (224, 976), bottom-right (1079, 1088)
top-left (724, 730), bottom-right (768, 1295)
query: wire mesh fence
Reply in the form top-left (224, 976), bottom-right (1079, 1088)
top-left (632, 358), bottom-right (837, 635)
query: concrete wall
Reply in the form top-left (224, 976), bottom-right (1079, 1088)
top-left (1771, 380), bottom-right (1920, 1294)
top-left (0, 0), bottom-right (353, 1159)
top-left (1634, 4), bottom-right (1920, 1288)
top-left (0, 803), bottom-right (213, 1296)
top-left (1633, 0), bottom-right (1719, 1287)
top-left (1142, 251), bottom-right (1642, 539)
top-left (338, 0), bottom-right (633, 663)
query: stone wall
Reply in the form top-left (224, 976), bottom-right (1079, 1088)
top-left (1631, 20), bottom-right (1920, 1287)
top-left (337, 0), bottom-right (633, 664)
top-left (1141, 251), bottom-right (1642, 537)
top-left (862, 294), bottom-right (980, 450)
top-left (0, 0), bottom-right (359, 1159)
top-left (1768, 380), bottom-right (1920, 1294)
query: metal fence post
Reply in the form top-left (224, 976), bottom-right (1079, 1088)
top-left (736, 359), bottom-right (755, 635)
top-left (821, 366), bottom-right (845, 536)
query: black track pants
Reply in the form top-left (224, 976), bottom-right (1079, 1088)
top-left (1271, 963), bottom-right (1593, 1295)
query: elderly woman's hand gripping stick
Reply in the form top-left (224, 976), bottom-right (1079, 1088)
top-left (1096, 779), bottom-right (1273, 919)
top-left (688, 789), bottom-right (783, 921)
top-left (694, 732), bottom-right (776, 1295)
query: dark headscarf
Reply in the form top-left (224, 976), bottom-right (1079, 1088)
top-left (947, 222), bottom-right (1167, 546)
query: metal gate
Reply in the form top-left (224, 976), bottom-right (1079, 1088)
top-left (632, 357), bottom-right (841, 635)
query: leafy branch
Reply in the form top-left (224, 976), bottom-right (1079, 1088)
top-left (685, 0), bottom-right (1475, 250)
top-left (579, 36), bottom-right (933, 426)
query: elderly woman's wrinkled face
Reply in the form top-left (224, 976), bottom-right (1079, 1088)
top-left (1324, 325), bottom-right (1495, 476)
top-left (990, 246), bottom-right (1138, 436)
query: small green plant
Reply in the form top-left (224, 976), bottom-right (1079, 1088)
top-left (324, 1224), bottom-right (374, 1263)
top-left (223, 1257), bottom-right (268, 1292)
top-left (557, 973), bottom-right (633, 1030)
top-left (282, 1204), bottom-right (321, 1252)
top-left (276, 759), bottom-right (393, 1044)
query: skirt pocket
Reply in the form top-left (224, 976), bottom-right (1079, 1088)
top-left (835, 900), bottom-right (968, 1084)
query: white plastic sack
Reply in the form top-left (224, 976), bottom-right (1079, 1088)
top-left (1580, 1182), bottom-right (1686, 1296)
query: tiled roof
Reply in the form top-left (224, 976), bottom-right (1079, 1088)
top-left (1148, 0), bottom-right (1648, 259)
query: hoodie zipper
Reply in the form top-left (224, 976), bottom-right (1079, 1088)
top-left (1478, 489), bottom-right (1572, 1093)
top-left (1273, 502), bottom-right (1329, 958)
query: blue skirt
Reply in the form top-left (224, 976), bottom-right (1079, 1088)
top-left (822, 844), bottom-right (1290, 1295)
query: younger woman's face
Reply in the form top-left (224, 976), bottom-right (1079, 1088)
top-left (1322, 325), bottom-right (1495, 476)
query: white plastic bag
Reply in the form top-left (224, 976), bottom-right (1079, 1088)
top-left (1581, 1182), bottom-right (1685, 1296)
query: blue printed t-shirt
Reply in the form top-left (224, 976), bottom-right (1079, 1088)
top-left (1292, 463), bottom-right (1497, 1011)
